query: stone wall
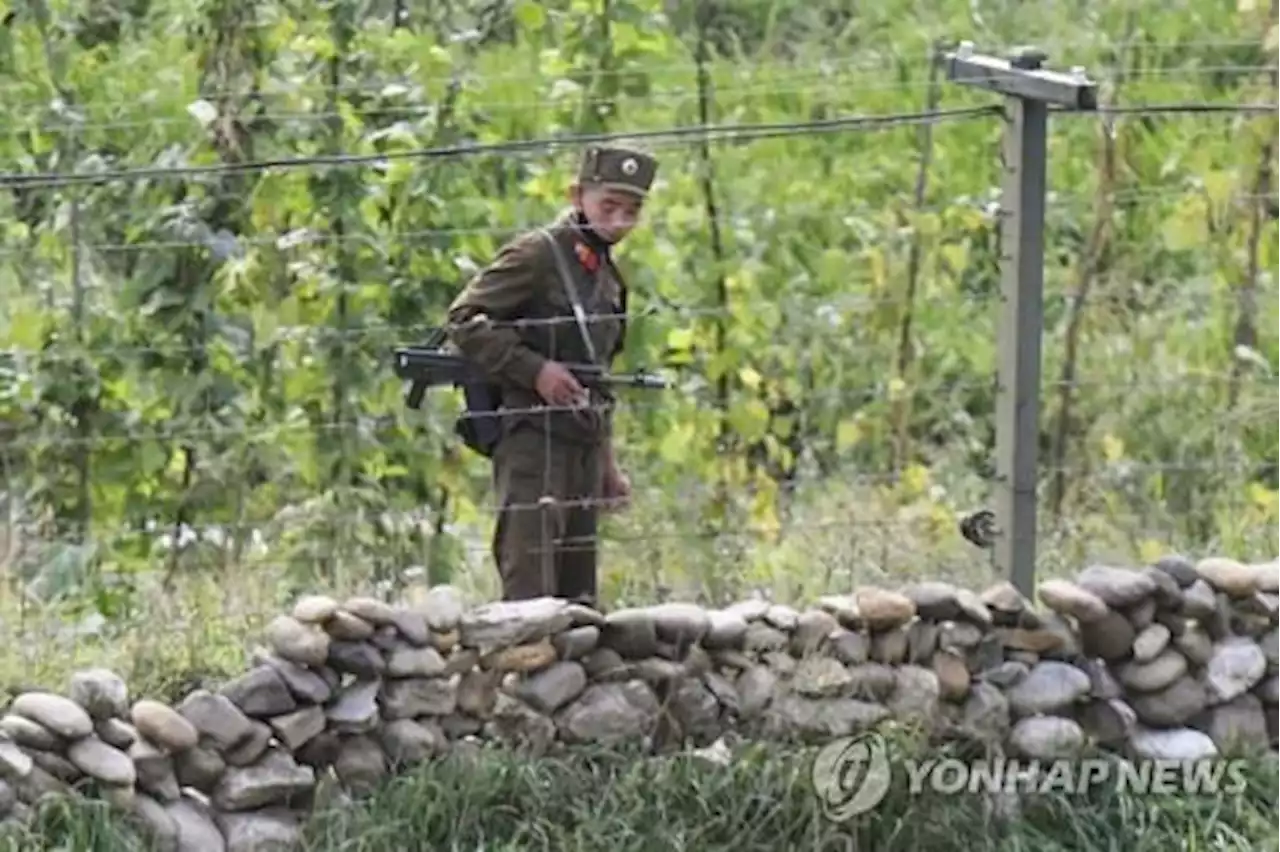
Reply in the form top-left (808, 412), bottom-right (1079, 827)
top-left (0, 554), bottom-right (1276, 851)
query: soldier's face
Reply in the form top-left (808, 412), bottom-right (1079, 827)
top-left (574, 185), bottom-right (645, 244)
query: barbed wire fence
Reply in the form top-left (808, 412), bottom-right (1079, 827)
top-left (0, 40), bottom-right (1276, 687)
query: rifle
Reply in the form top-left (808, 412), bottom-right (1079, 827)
top-left (393, 337), bottom-right (669, 458)
top-left (394, 344), bottom-right (670, 410)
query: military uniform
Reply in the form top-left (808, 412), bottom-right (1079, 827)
top-left (445, 145), bottom-right (658, 607)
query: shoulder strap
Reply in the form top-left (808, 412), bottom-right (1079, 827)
top-left (538, 228), bottom-right (600, 365)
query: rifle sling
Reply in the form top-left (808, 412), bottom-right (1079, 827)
top-left (539, 228), bottom-right (600, 366)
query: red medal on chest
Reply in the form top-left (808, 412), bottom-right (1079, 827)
top-left (574, 241), bottom-right (600, 273)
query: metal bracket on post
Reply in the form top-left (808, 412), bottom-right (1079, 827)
top-left (943, 42), bottom-right (1098, 596)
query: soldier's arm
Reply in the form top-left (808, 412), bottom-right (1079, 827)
top-left (446, 233), bottom-right (550, 389)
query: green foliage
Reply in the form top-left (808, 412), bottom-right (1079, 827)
top-left (0, 0), bottom-right (1276, 669)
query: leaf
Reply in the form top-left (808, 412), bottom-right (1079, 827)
top-left (835, 419), bottom-right (862, 451)
top-left (1202, 171), bottom-right (1234, 210)
top-left (749, 483), bottom-right (780, 538)
top-left (1160, 199), bottom-right (1207, 252)
top-left (1137, 539), bottom-right (1168, 564)
top-left (513, 0), bottom-right (547, 31)
top-left (727, 398), bottom-right (770, 443)
top-left (939, 243), bottom-right (969, 277)
top-left (1246, 482), bottom-right (1278, 515)
top-left (440, 490), bottom-right (475, 527)
top-left (864, 247), bottom-right (888, 291)
top-left (1101, 434), bottom-right (1125, 463)
top-left (665, 327), bottom-right (695, 351)
top-left (658, 422), bottom-right (693, 463)
top-left (816, 248), bottom-right (847, 284)
top-left (611, 21), bottom-right (641, 53)
top-left (926, 502), bottom-right (956, 539)
top-left (738, 366), bottom-right (762, 390)
top-left (898, 463), bottom-right (930, 500)
top-left (914, 212), bottom-right (941, 239)
top-left (25, 542), bottom-right (98, 603)
top-left (0, 18), bottom-right (13, 74)
top-left (705, 349), bottom-right (741, 382)
top-left (133, 442), bottom-right (166, 475)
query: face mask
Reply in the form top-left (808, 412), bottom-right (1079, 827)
top-left (573, 208), bottom-right (614, 247)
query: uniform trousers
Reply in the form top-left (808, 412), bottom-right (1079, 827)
top-left (490, 421), bottom-right (602, 607)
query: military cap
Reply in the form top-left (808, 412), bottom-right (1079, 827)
top-left (577, 144), bottom-right (658, 197)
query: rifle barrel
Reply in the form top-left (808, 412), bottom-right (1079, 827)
top-left (393, 346), bottom-right (671, 392)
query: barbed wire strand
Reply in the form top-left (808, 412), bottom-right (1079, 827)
top-left (1, 185), bottom-right (1273, 262)
top-left (2, 369), bottom-right (1274, 453)
top-left (0, 504), bottom-right (1252, 575)
top-left (6, 500), bottom-right (1268, 599)
top-left (496, 512), bottom-right (1269, 555)
top-left (4, 279), bottom-right (1278, 363)
top-left (2, 452), bottom-right (1268, 563)
top-left (2, 100), bottom-right (1275, 191)
top-left (0, 106), bottom-right (999, 189)
top-left (1, 270), bottom-right (1273, 363)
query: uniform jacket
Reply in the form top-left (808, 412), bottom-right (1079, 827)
top-left (445, 209), bottom-right (627, 447)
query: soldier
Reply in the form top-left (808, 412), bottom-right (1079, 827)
top-left (445, 144), bottom-right (658, 609)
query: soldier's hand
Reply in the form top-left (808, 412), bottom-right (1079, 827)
top-left (535, 361), bottom-right (588, 408)
top-left (601, 463), bottom-right (632, 512)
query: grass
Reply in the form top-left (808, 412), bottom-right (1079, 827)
top-left (1, 734), bottom-right (1276, 851)
top-left (3, 458), bottom-right (1274, 708)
